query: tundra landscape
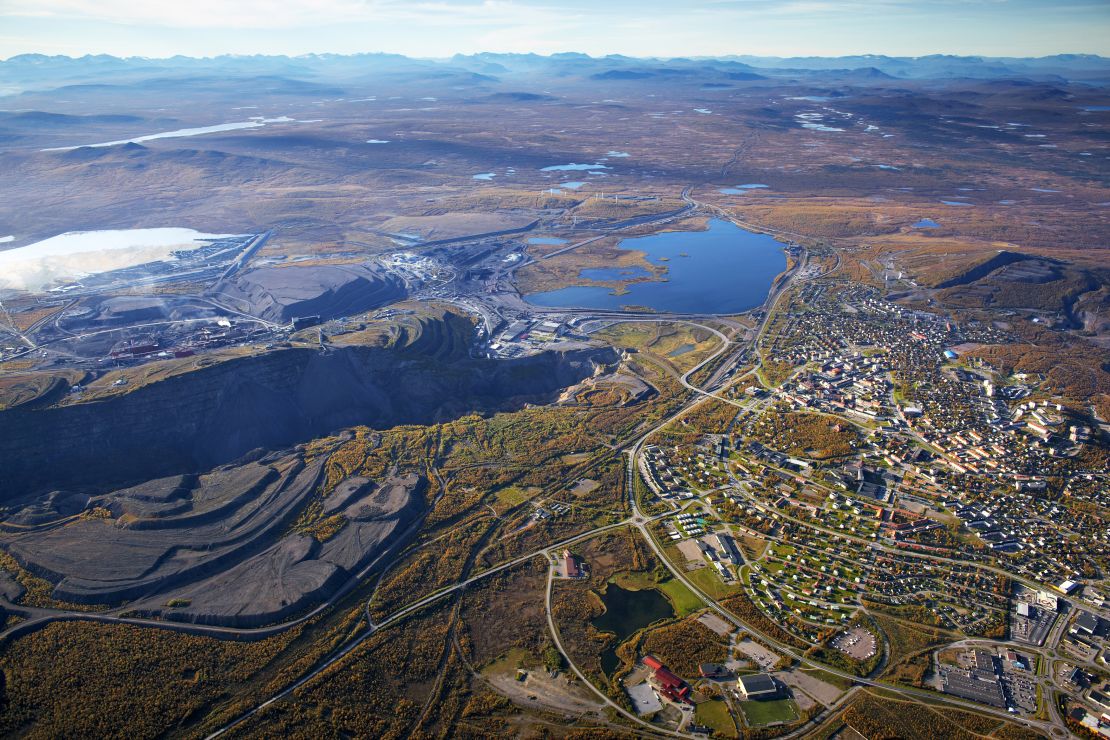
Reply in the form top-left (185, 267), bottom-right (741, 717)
top-left (0, 44), bottom-right (1108, 740)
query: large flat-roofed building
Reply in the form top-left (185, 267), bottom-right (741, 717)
top-left (738, 673), bottom-right (779, 700)
top-left (973, 649), bottom-right (999, 674)
top-left (715, 533), bottom-right (743, 565)
top-left (1074, 611), bottom-right (1102, 637)
top-left (1056, 579), bottom-right (1081, 596)
top-left (941, 669), bottom-right (1005, 708)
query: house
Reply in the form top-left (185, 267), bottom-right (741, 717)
top-left (563, 549), bottom-right (580, 579)
top-left (738, 673), bottom-right (779, 700)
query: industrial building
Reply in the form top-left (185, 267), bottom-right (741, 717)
top-left (643, 655), bottom-right (692, 705)
top-left (941, 668), bottom-right (1006, 708)
top-left (737, 673), bottom-right (780, 700)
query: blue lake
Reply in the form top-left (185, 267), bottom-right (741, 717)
top-left (912, 218), bottom-right (940, 229)
top-left (527, 237), bottom-right (567, 245)
top-left (526, 218), bottom-right (787, 314)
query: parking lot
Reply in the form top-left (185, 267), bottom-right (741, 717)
top-left (832, 626), bottom-right (877, 660)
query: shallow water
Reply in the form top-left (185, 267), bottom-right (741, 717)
top-left (721, 183), bottom-right (769, 194)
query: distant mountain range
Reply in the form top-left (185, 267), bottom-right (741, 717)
top-left (2, 51), bottom-right (1108, 95)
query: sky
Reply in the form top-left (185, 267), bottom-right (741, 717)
top-left (1, 0), bottom-right (1108, 60)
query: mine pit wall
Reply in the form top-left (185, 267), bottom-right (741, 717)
top-left (0, 344), bottom-right (618, 498)
top-left (934, 250), bottom-right (1034, 288)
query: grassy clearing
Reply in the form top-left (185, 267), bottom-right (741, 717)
top-left (658, 578), bottom-right (704, 616)
top-left (492, 485), bottom-right (542, 514)
top-left (801, 667), bottom-right (854, 691)
top-left (695, 699), bottom-right (738, 738)
top-left (740, 698), bottom-right (798, 727)
top-left (593, 321), bottom-right (719, 372)
top-left (686, 565), bottom-right (744, 600)
top-left (480, 647), bottom-right (534, 675)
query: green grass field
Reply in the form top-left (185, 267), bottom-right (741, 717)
top-left (494, 486), bottom-right (534, 508)
top-left (687, 566), bottom-right (744, 600)
top-left (741, 698), bottom-right (798, 727)
top-left (658, 578), bottom-right (703, 616)
top-left (695, 699), bottom-right (738, 738)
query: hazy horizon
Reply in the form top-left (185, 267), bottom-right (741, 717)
top-left (3, 49), bottom-right (1110, 63)
top-left (2, 0), bottom-right (1108, 60)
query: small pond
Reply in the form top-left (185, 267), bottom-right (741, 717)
top-left (592, 583), bottom-right (674, 675)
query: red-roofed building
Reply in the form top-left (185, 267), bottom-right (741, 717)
top-left (563, 549), bottom-right (580, 578)
top-left (656, 667), bottom-right (684, 689)
top-left (643, 655), bottom-right (692, 704)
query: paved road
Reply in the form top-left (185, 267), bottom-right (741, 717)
top-left (543, 561), bottom-right (689, 739)
top-left (204, 520), bottom-right (636, 738)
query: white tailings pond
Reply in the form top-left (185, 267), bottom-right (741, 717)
top-left (0, 228), bottom-right (238, 291)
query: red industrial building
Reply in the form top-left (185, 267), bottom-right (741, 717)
top-left (642, 655), bottom-right (692, 704)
